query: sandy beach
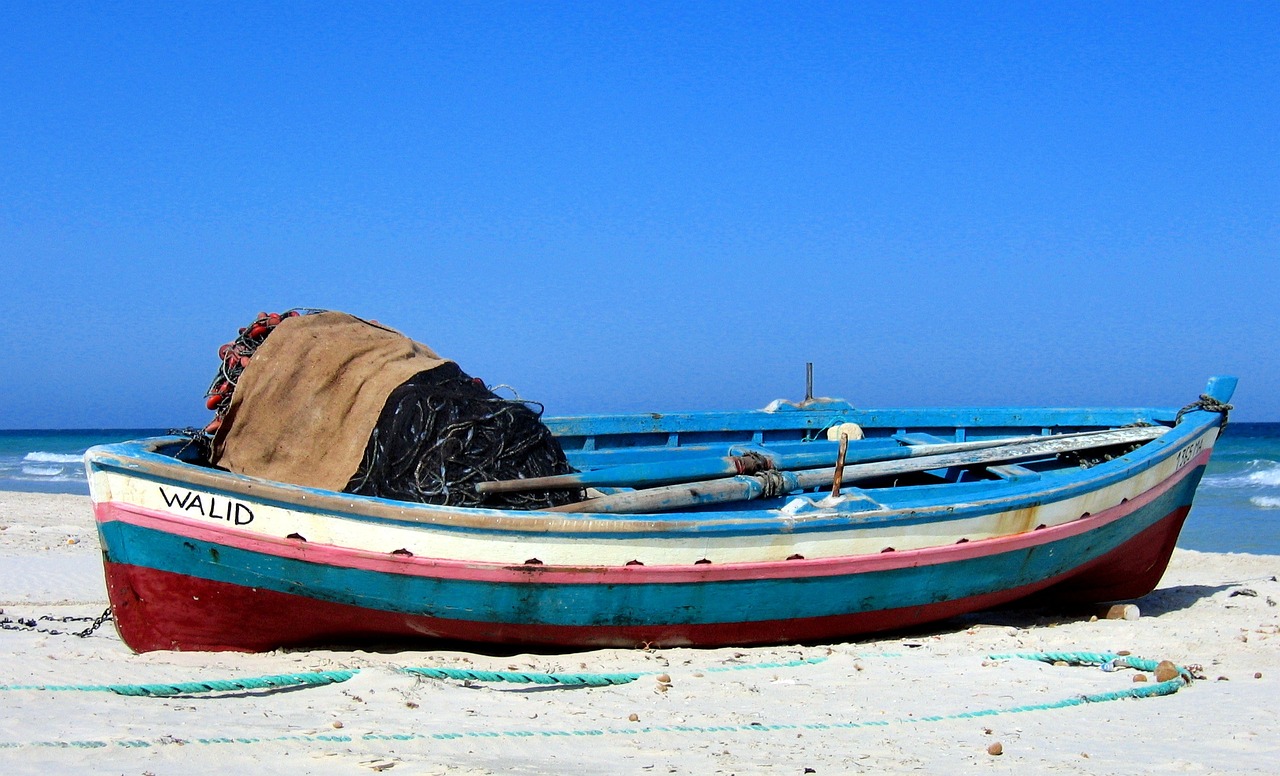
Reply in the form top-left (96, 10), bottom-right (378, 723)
top-left (1, 490), bottom-right (1276, 775)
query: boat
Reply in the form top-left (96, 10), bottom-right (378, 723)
top-left (85, 376), bottom-right (1236, 653)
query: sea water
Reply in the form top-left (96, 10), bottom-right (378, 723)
top-left (2, 424), bottom-right (1277, 554)
top-left (1180, 422), bottom-right (1280, 555)
top-left (0, 429), bottom-right (165, 494)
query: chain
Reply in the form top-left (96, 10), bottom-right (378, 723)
top-left (0, 606), bottom-right (112, 638)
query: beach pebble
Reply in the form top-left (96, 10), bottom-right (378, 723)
top-left (332, 720), bottom-right (344, 729)
top-left (656, 673), bottom-right (671, 684)
top-left (1154, 661), bottom-right (1180, 682)
top-left (987, 742), bottom-right (1003, 756)
top-left (1133, 674), bottom-right (1148, 683)
top-left (628, 713), bottom-right (640, 722)
top-left (1256, 672), bottom-right (1263, 679)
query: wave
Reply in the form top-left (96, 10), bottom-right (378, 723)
top-left (10, 469), bottom-right (82, 482)
top-left (22, 452), bottom-right (84, 464)
top-left (1202, 459), bottom-right (1280, 489)
top-left (1252, 496), bottom-right (1280, 509)
top-left (21, 466), bottom-right (65, 477)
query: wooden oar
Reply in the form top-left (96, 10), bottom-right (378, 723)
top-left (481, 429), bottom-right (1145, 494)
top-left (483, 434), bottom-right (1028, 493)
top-left (547, 425), bottom-right (1168, 514)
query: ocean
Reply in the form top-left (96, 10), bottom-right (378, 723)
top-left (2, 424), bottom-right (1277, 555)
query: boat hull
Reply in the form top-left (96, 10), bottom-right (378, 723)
top-left (93, 453), bottom-right (1209, 652)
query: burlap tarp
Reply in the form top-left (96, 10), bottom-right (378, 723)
top-left (210, 312), bottom-right (450, 490)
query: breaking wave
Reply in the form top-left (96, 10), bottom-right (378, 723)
top-left (22, 466), bottom-right (64, 477)
top-left (23, 452), bottom-right (84, 464)
top-left (1201, 459), bottom-right (1280, 489)
top-left (1252, 496), bottom-right (1280, 509)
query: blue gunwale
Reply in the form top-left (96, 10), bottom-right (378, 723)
top-left (86, 406), bottom-right (1220, 541)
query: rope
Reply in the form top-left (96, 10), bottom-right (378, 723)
top-left (733, 450), bottom-right (774, 476)
top-left (400, 667), bottom-right (639, 687)
top-left (2, 671), bottom-right (358, 697)
top-left (0, 656), bottom-right (828, 697)
top-left (755, 469), bottom-right (789, 499)
top-left (0, 651), bottom-right (1197, 750)
top-left (986, 650), bottom-right (1195, 687)
top-left (1176, 394), bottom-right (1233, 425)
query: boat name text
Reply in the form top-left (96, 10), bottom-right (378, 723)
top-left (1175, 439), bottom-right (1205, 470)
top-left (158, 487), bottom-right (255, 525)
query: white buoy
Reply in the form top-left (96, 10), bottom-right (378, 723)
top-left (826, 422), bottom-right (864, 442)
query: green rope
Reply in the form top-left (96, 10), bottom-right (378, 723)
top-left (987, 650), bottom-right (1197, 684)
top-left (0, 651), bottom-right (1188, 705)
top-left (2, 671), bottom-right (358, 697)
top-left (0, 650), bottom-right (1198, 752)
top-left (400, 667), bottom-right (639, 687)
top-left (0, 656), bottom-right (828, 697)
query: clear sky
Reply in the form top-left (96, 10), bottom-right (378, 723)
top-left (2, 3), bottom-right (1276, 428)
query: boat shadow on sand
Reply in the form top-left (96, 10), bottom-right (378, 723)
top-left (930, 582), bottom-right (1236, 634)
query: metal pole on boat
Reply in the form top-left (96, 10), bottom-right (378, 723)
top-left (805, 362), bottom-right (814, 403)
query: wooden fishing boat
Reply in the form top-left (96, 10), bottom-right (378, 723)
top-left (86, 377), bottom-right (1236, 653)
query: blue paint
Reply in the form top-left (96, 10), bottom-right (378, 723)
top-left (87, 412), bottom-right (1213, 539)
top-left (97, 470), bottom-right (1201, 628)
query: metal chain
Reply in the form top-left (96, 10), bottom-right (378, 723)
top-left (0, 606), bottom-right (112, 638)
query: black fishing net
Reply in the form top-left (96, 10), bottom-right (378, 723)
top-left (345, 363), bottom-right (582, 509)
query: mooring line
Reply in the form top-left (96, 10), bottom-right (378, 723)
top-left (0, 656), bottom-right (830, 697)
top-left (0, 653), bottom-right (1192, 750)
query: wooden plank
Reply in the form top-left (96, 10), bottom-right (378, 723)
top-left (550, 426), bottom-right (1167, 514)
top-left (485, 430), bottom-right (1099, 494)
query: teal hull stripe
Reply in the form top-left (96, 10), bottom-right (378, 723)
top-left (98, 474), bottom-right (1197, 628)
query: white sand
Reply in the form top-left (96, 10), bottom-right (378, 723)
top-left (0, 490), bottom-right (1276, 774)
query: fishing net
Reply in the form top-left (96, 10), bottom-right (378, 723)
top-left (345, 363), bottom-right (581, 509)
top-left (199, 310), bottom-right (580, 510)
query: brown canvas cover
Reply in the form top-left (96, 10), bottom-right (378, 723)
top-left (209, 311), bottom-right (450, 490)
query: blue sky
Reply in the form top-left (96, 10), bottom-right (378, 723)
top-left (2, 3), bottom-right (1276, 428)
